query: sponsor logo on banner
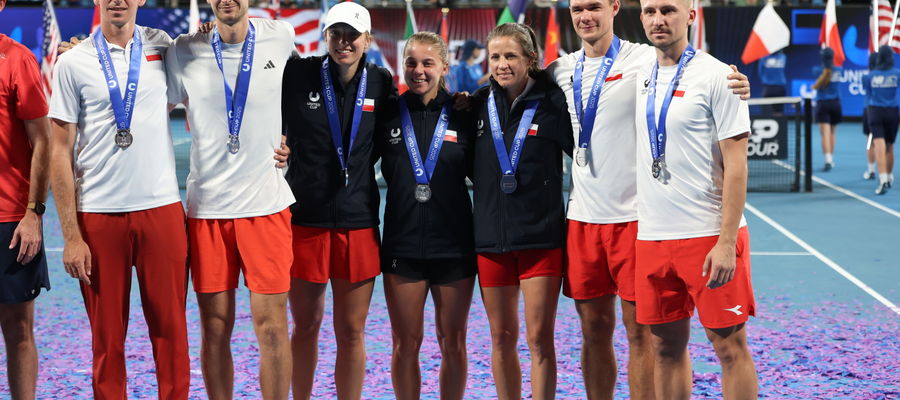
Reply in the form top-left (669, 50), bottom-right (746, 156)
top-left (748, 117), bottom-right (787, 159)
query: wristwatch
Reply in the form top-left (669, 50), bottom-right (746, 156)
top-left (26, 201), bottom-right (46, 215)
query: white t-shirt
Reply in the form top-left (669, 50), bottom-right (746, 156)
top-left (166, 19), bottom-right (295, 219)
top-left (634, 50), bottom-right (749, 240)
top-left (548, 40), bottom-right (654, 224)
top-left (49, 27), bottom-right (181, 213)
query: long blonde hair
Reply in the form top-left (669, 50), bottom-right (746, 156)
top-left (403, 32), bottom-right (451, 90)
top-left (486, 23), bottom-right (542, 76)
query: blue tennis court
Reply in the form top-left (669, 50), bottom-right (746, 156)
top-left (1, 122), bottom-right (897, 399)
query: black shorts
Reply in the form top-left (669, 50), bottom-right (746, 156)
top-left (868, 106), bottom-right (899, 144)
top-left (381, 256), bottom-right (477, 285)
top-left (862, 107), bottom-right (871, 135)
top-left (815, 98), bottom-right (843, 125)
top-left (0, 221), bottom-right (50, 304)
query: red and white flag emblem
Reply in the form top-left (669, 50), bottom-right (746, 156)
top-left (444, 130), bottom-right (458, 143)
top-left (362, 98), bottom-right (375, 112)
top-left (528, 124), bottom-right (539, 136)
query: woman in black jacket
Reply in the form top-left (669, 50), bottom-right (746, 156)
top-left (376, 32), bottom-right (476, 400)
top-left (281, 3), bottom-right (396, 399)
top-left (469, 23), bottom-right (573, 400)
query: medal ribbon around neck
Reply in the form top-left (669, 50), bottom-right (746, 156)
top-left (646, 45), bottom-right (695, 164)
top-left (321, 57), bottom-right (369, 172)
top-left (399, 96), bottom-right (452, 185)
top-left (93, 27), bottom-right (142, 142)
top-left (487, 90), bottom-right (540, 176)
top-left (211, 21), bottom-right (256, 153)
top-left (573, 35), bottom-right (621, 151)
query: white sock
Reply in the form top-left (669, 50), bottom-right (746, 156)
top-left (868, 163), bottom-right (877, 172)
top-left (890, 173), bottom-right (895, 183)
top-left (880, 173), bottom-right (890, 184)
top-left (825, 153), bottom-right (834, 163)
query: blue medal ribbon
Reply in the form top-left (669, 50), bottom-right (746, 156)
top-left (211, 22), bottom-right (256, 153)
top-left (573, 36), bottom-right (621, 150)
top-left (399, 96), bottom-right (452, 185)
top-left (93, 27), bottom-right (142, 142)
top-left (487, 89), bottom-right (540, 176)
top-left (321, 57), bottom-right (368, 179)
top-left (646, 46), bottom-right (696, 164)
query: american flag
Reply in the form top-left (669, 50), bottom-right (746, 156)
top-left (40, 0), bottom-right (62, 98)
top-left (871, 0), bottom-right (893, 51)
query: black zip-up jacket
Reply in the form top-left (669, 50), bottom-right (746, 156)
top-left (282, 54), bottom-right (397, 228)
top-left (470, 72), bottom-right (574, 253)
top-left (376, 89), bottom-right (476, 259)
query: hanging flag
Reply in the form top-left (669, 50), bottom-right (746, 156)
top-left (271, 0), bottom-right (281, 17)
top-left (886, 0), bottom-right (900, 53)
top-left (440, 8), bottom-right (450, 44)
top-left (498, 0), bottom-right (528, 25)
top-left (40, 0), bottom-right (61, 98)
top-left (91, 6), bottom-right (100, 33)
top-left (189, 0), bottom-right (200, 34)
top-left (819, 0), bottom-right (846, 66)
top-left (690, 0), bottom-right (707, 53)
top-left (741, 3), bottom-right (790, 65)
top-left (544, 6), bottom-right (560, 67)
top-left (871, 0), bottom-right (892, 51)
top-left (404, 0), bottom-right (418, 39)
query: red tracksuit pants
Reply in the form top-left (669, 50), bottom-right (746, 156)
top-left (77, 202), bottom-right (190, 400)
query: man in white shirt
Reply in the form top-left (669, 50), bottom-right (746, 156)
top-left (165, 0), bottom-right (296, 398)
top-left (545, 0), bottom-right (748, 398)
top-left (49, 0), bottom-right (190, 398)
top-left (634, 0), bottom-right (758, 398)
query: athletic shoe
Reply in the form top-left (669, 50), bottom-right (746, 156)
top-left (824, 162), bottom-right (833, 172)
top-left (864, 170), bottom-right (876, 180)
top-left (876, 182), bottom-right (889, 195)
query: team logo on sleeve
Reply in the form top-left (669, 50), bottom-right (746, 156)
top-left (307, 92), bottom-right (321, 110)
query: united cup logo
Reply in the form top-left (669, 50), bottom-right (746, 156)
top-left (127, 82), bottom-right (137, 91)
top-left (441, 114), bottom-right (448, 122)
top-left (415, 168), bottom-right (424, 177)
top-left (242, 63), bottom-right (251, 72)
top-left (309, 92), bottom-right (320, 102)
top-left (108, 80), bottom-right (118, 89)
top-left (390, 128), bottom-right (401, 138)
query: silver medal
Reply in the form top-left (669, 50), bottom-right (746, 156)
top-left (414, 184), bottom-right (432, 203)
top-left (343, 169), bottom-right (350, 187)
top-left (227, 134), bottom-right (240, 154)
top-left (651, 158), bottom-right (661, 179)
top-left (575, 147), bottom-right (588, 167)
top-left (115, 129), bottom-right (133, 149)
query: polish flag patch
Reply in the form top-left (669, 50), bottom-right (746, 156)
top-left (145, 54), bottom-right (163, 62)
top-left (673, 87), bottom-right (686, 97)
top-left (528, 124), bottom-right (539, 136)
top-left (362, 98), bottom-right (375, 112)
top-left (443, 129), bottom-right (458, 143)
top-left (605, 73), bottom-right (623, 82)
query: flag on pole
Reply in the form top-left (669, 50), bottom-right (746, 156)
top-left (740, 3), bottom-right (790, 64)
top-left (690, 0), bottom-right (707, 52)
top-left (91, 6), bottom-right (101, 33)
top-left (871, 0), bottom-right (892, 51)
top-left (498, 0), bottom-right (528, 25)
top-left (885, 0), bottom-right (900, 53)
top-left (40, 0), bottom-right (61, 98)
top-left (404, 0), bottom-right (418, 39)
top-left (819, 0), bottom-right (846, 66)
top-left (189, 0), bottom-right (200, 34)
top-left (440, 8), bottom-right (450, 44)
top-left (544, 6), bottom-right (560, 67)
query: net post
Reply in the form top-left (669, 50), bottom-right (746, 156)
top-left (793, 101), bottom-right (801, 192)
top-left (804, 98), bottom-right (813, 192)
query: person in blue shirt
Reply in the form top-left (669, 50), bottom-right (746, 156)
top-left (449, 40), bottom-right (489, 93)
top-left (863, 52), bottom-right (878, 181)
top-left (759, 51), bottom-right (787, 114)
top-left (812, 47), bottom-right (842, 171)
top-left (861, 45), bottom-right (900, 194)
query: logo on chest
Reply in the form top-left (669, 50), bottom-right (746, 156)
top-left (476, 119), bottom-right (485, 137)
top-left (388, 127), bottom-right (402, 145)
top-left (307, 92), bottom-right (321, 110)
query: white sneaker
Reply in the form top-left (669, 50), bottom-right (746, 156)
top-left (876, 182), bottom-right (890, 195)
top-left (864, 170), bottom-right (876, 180)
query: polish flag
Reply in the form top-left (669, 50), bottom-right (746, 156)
top-left (819, 0), bottom-right (846, 66)
top-left (689, 0), bottom-right (707, 53)
top-left (444, 130), bottom-right (458, 143)
top-left (528, 124), bottom-right (539, 136)
top-left (605, 73), bottom-right (623, 82)
top-left (363, 98), bottom-right (376, 112)
top-left (740, 3), bottom-right (790, 65)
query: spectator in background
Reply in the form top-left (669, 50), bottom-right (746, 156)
top-left (758, 50), bottom-right (787, 114)
top-left (812, 47), bottom-right (841, 172)
top-left (450, 40), bottom-right (489, 93)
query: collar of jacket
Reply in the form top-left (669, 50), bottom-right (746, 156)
top-left (401, 88), bottom-right (452, 111)
top-left (326, 52), bottom-right (370, 90)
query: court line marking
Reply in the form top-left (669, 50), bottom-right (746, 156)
top-left (772, 160), bottom-right (900, 219)
top-left (751, 251), bottom-right (812, 256)
top-left (746, 203), bottom-right (900, 316)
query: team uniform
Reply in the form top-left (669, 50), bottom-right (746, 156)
top-left (862, 68), bottom-right (900, 145)
top-left (281, 54), bottom-right (395, 284)
top-left (470, 74), bottom-right (574, 287)
top-left (49, 26), bottom-right (189, 399)
top-left (813, 65), bottom-right (843, 125)
top-left (375, 89), bottom-right (476, 284)
top-left (633, 51), bottom-right (755, 329)
top-left (758, 53), bottom-right (787, 113)
top-left (547, 39), bottom-right (653, 300)
top-left (0, 34), bottom-right (51, 304)
top-left (166, 19), bottom-right (296, 294)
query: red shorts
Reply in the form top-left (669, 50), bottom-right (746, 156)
top-left (564, 220), bottom-right (637, 301)
top-left (635, 227), bottom-right (755, 329)
top-left (477, 248), bottom-right (564, 287)
top-left (291, 226), bottom-right (381, 284)
top-left (188, 208), bottom-right (293, 294)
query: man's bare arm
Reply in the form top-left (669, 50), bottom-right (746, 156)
top-left (9, 116), bottom-right (51, 264)
top-left (703, 133), bottom-right (749, 289)
top-left (49, 119), bottom-right (92, 284)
